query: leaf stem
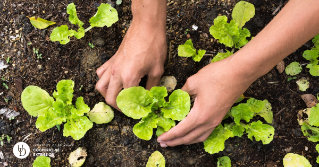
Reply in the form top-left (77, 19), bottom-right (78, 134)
top-left (84, 26), bottom-right (93, 32)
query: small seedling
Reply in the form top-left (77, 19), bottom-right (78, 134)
top-left (88, 43), bottom-right (94, 48)
top-left (79, 85), bottom-right (83, 91)
top-left (178, 39), bottom-right (206, 62)
top-left (287, 76), bottom-right (297, 81)
top-left (116, 86), bottom-right (190, 140)
top-left (6, 135), bottom-right (12, 143)
top-left (303, 34), bottom-right (319, 76)
top-left (285, 62), bottom-right (302, 76)
top-left (185, 29), bottom-right (189, 35)
top-left (9, 117), bottom-right (14, 121)
top-left (3, 83), bottom-right (8, 89)
top-left (50, 3), bottom-right (118, 45)
top-left (3, 98), bottom-right (8, 103)
top-left (116, 0), bottom-right (122, 5)
top-left (56, 124), bottom-right (60, 131)
top-left (0, 135), bottom-right (11, 146)
top-left (6, 57), bottom-right (10, 64)
top-left (1, 77), bottom-right (5, 81)
top-left (33, 48), bottom-right (42, 59)
top-left (217, 156), bottom-right (231, 167)
top-left (27, 42), bottom-right (32, 45)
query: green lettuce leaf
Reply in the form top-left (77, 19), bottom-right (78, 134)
top-left (150, 86), bottom-right (168, 109)
top-left (307, 64), bottom-right (319, 76)
top-left (232, 1), bottom-right (255, 28)
top-left (301, 121), bottom-right (319, 142)
top-left (303, 49), bottom-right (319, 65)
top-left (161, 89), bottom-right (190, 121)
top-left (231, 103), bottom-right (254, 125)
top-left (246, 121), bottom-right (274, 144)
top-left (89, 3), bottom-right (118, 28)
top-left (73, 27), bottom-right (85, 39)
top-left (283, 153), bottom-right (311, 167)
top-left (313, 34), bottom-right (319, 49)
top-left (316, 144), bottom-right (319, 163)
top-left (33, 156), bottom-right (51, 167)
top-left (156, 113), bottom-right (176, 131)
top-left (67, 3), bottom-right (84, 27)
top-left (178, 39), bottom-right (196, 57)
top-left (211, 50), bottom-right (233, 63)
top-left (87, 102), bottom-right (114, 124)
top-left (203, 124), bottom-right (234, 154)
top-left (156, 127), bottom-right (165, 137)
top-left (133, 112), bottom-right (158, 140)
top-left (256, 100), bottom-right (273, 124)
top-left (146, 151), bottom-right (165, 167)
top-left (63, 116), bottom-right (93, 140)
top-left (50, 25), bottom-right (75, 44)
top-left (209, 16), bottom-right (239, 48)
top-left (217, 156), bottom-right (231, 167)
top-left (309, 103), bottom-right (319, 126)
top-left (296, 78), bottom-right (309, 91)
top-left (233, 27), bottom-right (250, 48)
top-left (21, 86), bottom-right (54, 117)
top-left (117, 86), bottom-right (153, 119)
top-left (246, 98), bottom-right (264, 113)
top-left (193, 49), bottom-right (206, 62)
top-left (53, 80), bottom-right (74, 105)
top-left (231, 124), bottom-right (245, 137)
top-left (74, 97), bottom-right (90, 116)
top-left (285, 62), bottom-right (302, 76)
top-left (36, 107), bottom-right (65, 132)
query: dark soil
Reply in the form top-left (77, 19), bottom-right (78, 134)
top-left (1, 0), bottom-right (318, 166)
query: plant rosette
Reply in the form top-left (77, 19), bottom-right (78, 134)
top-left (116, 86), bottom-right (190, 140)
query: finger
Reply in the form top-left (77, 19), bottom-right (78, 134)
top-left (122, 72), bottom-right (142, 89)
top-left (189, 129), bottom-right (214, 144)
top-left (181, 77), bottom-right (197, 95)
top-left (146, 74), bottom-right (162, 90)
top-left (105, 76), bottom-right (123, 110)
top-left (160, 126), bottom-right (214, 147)
top-left (95, 68), bottom-right (112, 98)
top-left (96, 56), bottom-right (114, 78)
top-left (157, 108), bottom-right (198, 142)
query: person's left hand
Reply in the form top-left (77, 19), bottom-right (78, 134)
top-left (157, 55), bottom-right (255, 147)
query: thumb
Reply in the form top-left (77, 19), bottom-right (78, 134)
top-left (181, 78), bottom-right (197, 95)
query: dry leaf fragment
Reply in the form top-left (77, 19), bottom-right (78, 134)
top-left (301, 94), bottom-right (318, 108)
top-left (276, 60), bottom-right (285, 73)
top-left (27, 16), bottom-right (56, 29)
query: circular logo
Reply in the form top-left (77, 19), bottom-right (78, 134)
top-left (13, 142), bottom-right (30, 159)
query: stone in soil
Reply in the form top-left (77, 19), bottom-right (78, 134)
top-left (159, 76), bottom-right (177, 92)
top-left (93, 37), bottom-right (105, 47)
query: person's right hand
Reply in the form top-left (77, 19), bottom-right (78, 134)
top-left (95, 20), bottom-right (167, 110)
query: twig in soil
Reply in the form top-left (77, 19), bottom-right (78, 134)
top-left (203, 54), bottom-right (214, 56)
top-left (272, 0), bottom-right (283, 15)
top-left (22, 133), bottom-right (33, 142)
top-left (275, 107), bottom-right (286, 116)
top-left (268, 81), bottom-right (279, 84)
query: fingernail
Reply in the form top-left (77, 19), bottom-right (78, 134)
top-left (160, 143), bottom-right (168, 147)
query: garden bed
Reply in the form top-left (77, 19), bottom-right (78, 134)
top-left (1, 0), bottom-right (318, 166)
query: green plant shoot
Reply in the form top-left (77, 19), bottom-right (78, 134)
top-left (116, 86), bottom-right (190, 140)
top-left (178, 39), bottom-right (206, 62)
top-left (50, 3), bottom-right (118, 44)
top-left (285, 62), bottom-right (302, 76)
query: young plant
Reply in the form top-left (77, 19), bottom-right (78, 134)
top-left (217, 156), bottom-right (231, 167)
top-left (285, 62), bottom-right (302, 76)
top-left (50, 3), bottom-right (118, 45)
top-left (116, 86), bottom-right (190, 140)
top-left (33, 156), bottom-right (51, 167)
top-left (296, 78), bottom-right (309, 91)
top-left (298, 103), bottom-right (319, 142)
top-left (304, 34), bottom-right (319, 76)
top-left (178, 39), bottom-right (206, 62)
top-left (210, 1), bottom-right (254, 49)
top-left (317, 144), bottom-right (319, 164)
top-left (283, 153), bottom-right (311, 167)
top-left (88, 43), bottom-right (94, 48)
top-left (21, 80), bottom-right (93, 140)
top-left (204, 98), bottom-right (274, 154)
top-left (146, 151), bottom-right (165, 167)
top-left (33, 48), bottom-right (42, 59)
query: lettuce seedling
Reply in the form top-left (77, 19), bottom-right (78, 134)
top-left (296, 78), bottom-right (309, 91)
top-left (50, 3), bottom-right (118, 44)
top-left (33, 156), bottom-right (51, 167)
top-left (283, 153), bottom-right (311, 167)
top-left (210, 1), bottom-right (254, 49)
top-left (211, 50), bottom-right (233, 63)
top-left (21, 80), bottom-right (93, 140)
top-left (298, 103), bottom-right (319, 142)
top-left (87, 102), bottom-right (114, 124)
top-left (178, 39), bottom-right (206, 62)
top-left (304, 34), bottom-right (319, 76)
top-left (204, 98), bottom-right (274, 154)
top-left (116, 86), bottom-right (190, 140)
top-left (285, 62), bottom-right (302, 76)
top-left (217, 156), bottom-right (231, 167)
top-left (146, 151), bottom-right (165, 167)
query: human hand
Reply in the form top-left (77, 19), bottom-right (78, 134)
top-left (95, 21), bottom-right (166, 110)
top-left (157, 56), bottom-right (256, 147)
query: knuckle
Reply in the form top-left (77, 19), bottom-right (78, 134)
top-left (183, 138), bottom-right (192, 144)
top-left (95, 81), bottom-right (104, 92)
top-left (122, 74), bottom-right (134, 84)
top-left (105, 97), bottom-right (115, 107)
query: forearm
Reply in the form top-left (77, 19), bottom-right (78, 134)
top-left (230, 0), bottom-right (319, 82)
top-left (131, 0), bottom-right (167, 29)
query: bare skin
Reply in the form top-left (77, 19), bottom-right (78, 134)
top-left (96, 0), bottom-right (319, 147)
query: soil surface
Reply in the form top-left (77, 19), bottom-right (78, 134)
top-left (1, 0), bottom-right (318, 167)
